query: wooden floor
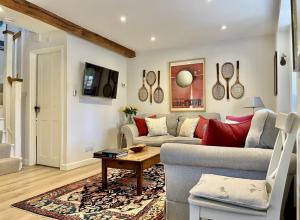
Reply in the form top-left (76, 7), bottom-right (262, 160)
top-left (0, 163), bottom-right (101, 220)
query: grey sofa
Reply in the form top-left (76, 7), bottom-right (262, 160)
top-left (120, 112), bottom-right (220, 147)
top-left (161, 144), bottom-right (296, 220)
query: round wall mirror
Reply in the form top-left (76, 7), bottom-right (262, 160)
top-left (176, 70), bottom-right (194, 88)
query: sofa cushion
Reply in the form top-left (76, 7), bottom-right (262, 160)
top-left (179, 118), bottom-right (199, 137)
top-left (133, 115), bottom-right (156, 136)
top-left (164, 137), bottom-right (202, 145)
top-left (133, 135), bottom-right (174, 147)
top-left (226, 114), bottom-right (254, 122)
top-left (194, 116), bottom-right (209, 139)
top-left (146, 117), bottom-right (169, 136)
top-left (177, 113), bottom-right (220, 136)
top-left (245, 109), bottom-right (279, 149)
top-left (202, 119), bottom-right (251, 147)
top-left (143, 114), bottom-right (178, 136)
top-left (190, 174), bottom-right (269, 210)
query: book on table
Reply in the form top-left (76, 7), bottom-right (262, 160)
top-left (94, 148), bottom-right (128, 159)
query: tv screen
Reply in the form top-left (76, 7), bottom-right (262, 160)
top-left (82, 62), bottom-right (119, 99)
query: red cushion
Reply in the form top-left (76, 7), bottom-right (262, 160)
top-left (225, 114), bottom-right (254, 122)
top-left (202, 119), bottom-right (251, 147)
top-left (194, 115), bottom-right (209, 139)
top-left (133, 115), bottom-right (156, 136)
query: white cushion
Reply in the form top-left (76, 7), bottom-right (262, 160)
top-left (245, 109), bottom-right (278, 149)
top-left (179, 118), bottom-right (199, 137)
top-left (145, 117), bottom-right (169, 136)
top-left (190, 174), bottom-right (269, 210)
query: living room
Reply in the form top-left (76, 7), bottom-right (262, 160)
top-left (0, 0), bottom-right (299, 219)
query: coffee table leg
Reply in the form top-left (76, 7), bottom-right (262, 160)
top-left (102, 160), bottom-right (107, 189)
top-left (136, 164), bottom-right (143, 195)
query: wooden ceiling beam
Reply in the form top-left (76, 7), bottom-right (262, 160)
top-left (0, 0), bottom-right (136, 58)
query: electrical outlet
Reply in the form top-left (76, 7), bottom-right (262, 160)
top-left (85, 146), bottom-right (94, 152)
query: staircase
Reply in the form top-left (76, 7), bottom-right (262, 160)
top-left (0, 27), bottom-right (24, 176)
top-left (0, 141), bottom-right (22, 175)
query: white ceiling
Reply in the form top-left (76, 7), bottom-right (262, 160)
top-left (22, 0), bottom-right (278, 51)
top-left (0, 6), bottom-right (56, 33)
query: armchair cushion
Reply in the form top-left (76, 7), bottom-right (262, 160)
top-left (190, 174), bottom-right (269, 210)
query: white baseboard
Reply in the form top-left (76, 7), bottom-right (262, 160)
top-left (60, 158), bottom-right (99, 171)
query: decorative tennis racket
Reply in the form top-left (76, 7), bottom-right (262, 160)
top-left (153, 71), bottom-right (164, 103)
top-left (146, 71), bottom-right (157, 104)
top-left (231, 61), bottom-right (245, 99)
top-left (212, 63), bottom-right (225, 100)
top-left (221, 62), bottom-right (234, 100)
top-left (138, 70), bottom-right (148, 102)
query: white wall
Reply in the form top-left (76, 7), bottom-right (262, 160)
top-left (22, 30), bottom-right (128, 167)
top-left (127, 35), bottom-right (276, 117)
top-left (276, 28), bottom-right (292, 113)
top-left (22, 30), bottom-right (67, 165)
top-left (0, 51), bottom-right (4, 84)
top-left (66, 34), bottom-right (127, 164)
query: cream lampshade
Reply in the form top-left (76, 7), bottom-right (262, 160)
top-left (243, 96), bottom-right (265, 113)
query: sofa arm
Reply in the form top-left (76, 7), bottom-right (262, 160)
top-left (121, 124), bottom-right (139, 147)
top-left (161, 143), bottom-right (296, 174)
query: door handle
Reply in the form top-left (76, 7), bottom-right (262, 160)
top-left (34, 106), bottom-right (41, 114)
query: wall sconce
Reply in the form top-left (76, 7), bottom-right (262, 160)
top-left (280, 54), bottom-right (287, 66)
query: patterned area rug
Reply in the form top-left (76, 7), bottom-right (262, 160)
top-left (12, 165), bottom-right (165, 220)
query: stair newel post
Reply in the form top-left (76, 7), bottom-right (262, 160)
top-left (12, 81), bottom-right (22, 158)
top-left (3, 29), bottom-right (14, 146)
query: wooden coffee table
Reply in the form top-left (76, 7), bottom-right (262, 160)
top-left (95, 146), bottom-right (160, 195)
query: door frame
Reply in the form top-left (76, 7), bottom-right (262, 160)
top-left (28, 46), bottom-right (66, 169)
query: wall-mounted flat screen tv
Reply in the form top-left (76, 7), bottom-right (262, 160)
top-left (82, 62), bottom-right (119, 99)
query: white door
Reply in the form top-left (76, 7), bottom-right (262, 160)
top-left (36, 51), bottom-right (61, 167)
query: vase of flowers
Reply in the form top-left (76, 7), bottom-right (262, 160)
top-left (122, 106), bottom-right (138, 124)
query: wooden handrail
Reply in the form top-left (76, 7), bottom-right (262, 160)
top-left (7, 76), bottom-right (23, 86)
top-left (13, 31), bottom-right (21, 41)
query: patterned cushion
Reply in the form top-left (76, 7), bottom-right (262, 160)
top-left (179, 118), bottom-right (199, 137)
top-left (190, 174), bottom-right (269, 210)
top-left (145, 117), bottom-right (169, 136)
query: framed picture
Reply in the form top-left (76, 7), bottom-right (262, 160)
top-left (169, 58), bottom-right (205, 112)
top-left (274, 51), bottom-right (278, 96)
top-left (291, 0), bottom-right (300, 72)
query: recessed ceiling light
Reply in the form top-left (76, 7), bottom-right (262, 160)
top-left (221, 25), bottom-right (227, 30)
top-left (120, 16), bottom-right (126, 23)
top-left (0, 7), bottom-right (4, 12)
top-left (151, 36), bottom-right (156, 42)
